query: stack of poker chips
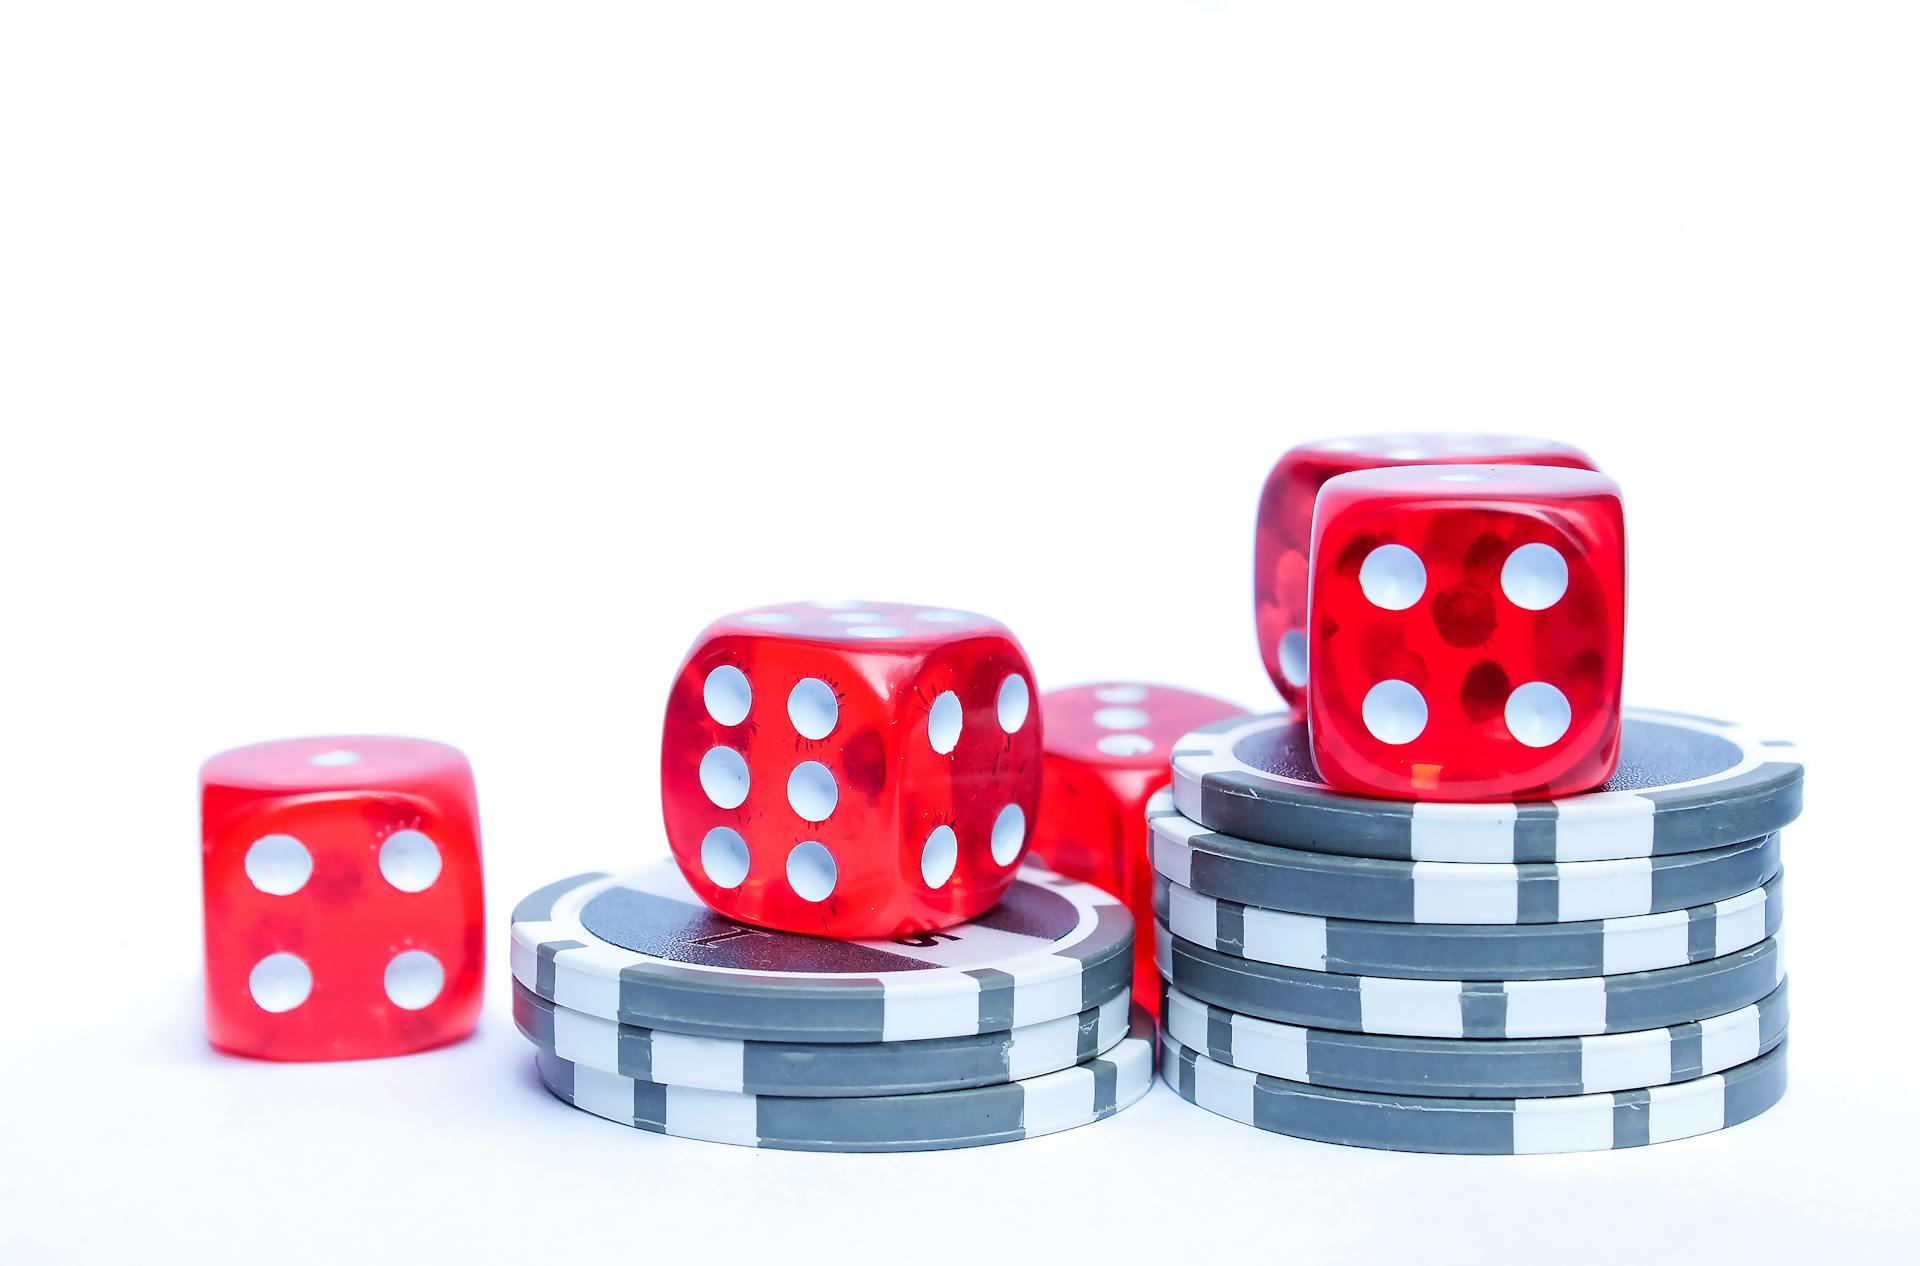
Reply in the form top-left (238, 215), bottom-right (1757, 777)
top-left (506, 858), bottom-right (1150, 1151)
top-left (1151, 708), bottom-right (1802, 1154)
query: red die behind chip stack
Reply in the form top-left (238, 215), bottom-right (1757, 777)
top-left (200, 736), bottom-right (485, 1061)
top-left (1307, 463), bottom-right (1627, 802)
top-left (1254, 434), bottom-right (1597, 708)
top-left (1028, 683), bottom-right (1243, 1012)
top-left (660, 601), bottom-right (1043, 939)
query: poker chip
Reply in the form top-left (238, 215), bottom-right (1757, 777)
top-left (1156, 921), bottom-right (1784, 1038)
top-left (1149, 790), bottom-right (1779, 924)
top-left (534, 1006), bottom-right (1155, 1151)
top-left (1169, 709), bottom-right (1802, 863)
top-left (1160, 1032), bottom-right (1788, 1153)
top-left (1161, 981), bottom-right (1787, 1098)
top-left (513, 979), bottom-right (1132, 1098)
top-left (509, 860), bottom-right (1132, 1044)
top-left (1153, 869), bottom-right (1783, 979)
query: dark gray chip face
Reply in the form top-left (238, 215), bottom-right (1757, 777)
top-left (1170, 708), bottom-right (1803, 862)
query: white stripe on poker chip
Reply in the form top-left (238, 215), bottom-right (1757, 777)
top-left (1577, 1027), bottom-right (1674, 1091)
top-left (1358, 977), bottom-right (1467, 1038)
top-left (1511, 1091), bottom-right (1618, 1154)
top-left (1551, 791), bottom-right (1656, 861)
top-left (650, 1030), bottom-right (746, 1094)
top-left (1005, 992), bottom-right (1127, 1081)
top-left (1602, 908), bottom-right (1690, 975)
top-left (571, 1061), bottom-right (636, 1126)
top-left (1504, 977), bottom-right (1610, 1037)
top-left (1411, 802), bottom-right (1517, 862)
top-left (1022, 1063), bottom-right (1099, 1134)
top-left (1411, 860), bottom-right (1520, 922)
top-left (667, 1081), bottom-right (760, 1146)
top-left (1715, 886), bottom-right (1770, 958)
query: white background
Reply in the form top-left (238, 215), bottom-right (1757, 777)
top-left (2, 3), bottom-right (1914, 1263)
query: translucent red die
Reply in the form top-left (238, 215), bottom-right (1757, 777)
top-left (1254, 434), bottom-right (1597, 706)
top-left (660, 601), bottom-right (1043, 939)
top-left (1307, 464), bottom-right (1626, 801)
top-left (200, 736), bottom-right (485, 1061)
top-left (1028, 682), bottom-right (1243, 1012)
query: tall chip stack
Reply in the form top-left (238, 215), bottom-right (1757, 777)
top-left (1152, 709), bottom-right (1803, 1153)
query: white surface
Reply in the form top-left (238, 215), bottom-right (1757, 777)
top-left (1, 2), bottom-right (1915, 1264)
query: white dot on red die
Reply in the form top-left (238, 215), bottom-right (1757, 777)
top-left (826, 611), bottom-right (883, 623)
top-left (787, 678), bottom-right (838, 740)
top-left (699, 746), bottom-right (750, 808)
top-left (703, 665), bottom-right (752, 725)
top-left (1359, 545), bottom-right (1426, 610)
top-left (701, 827), bottom-right (751, 888)
top-left (245, 834), bottom-right (311, 896)
top-left (847, 625), bottom-right (905, 639)
top-left (379, 830), bottom-right (442, 893)
top-left (786, 841), bottom-right (837, 901)
top-left (990, 804), bottom-right (1026, 865)
top-left (998, 675), bottom-right (1031, 732)
top-left (1279, 630), bottom-right (1309, 687)
top-left (1502, 543), bottom-right (1570, 611)
top-left (1506, 682), bottom-right (1573, 747)
top-left (1093, 706), bottom-right (1150, 730)
top-left (928, 691), bottom-right (963, 754)
top-left (1362, 679), bottom-right (1428, 744)
top-left (384, 950), bottom-right (445, 1010)
top-left (787, 760), bottom-right (838, 821)
top-left (1093, 685), bottom-right (1147, 704)
top-left (916, 610), bottom-right (969, 623)
top-left (920, 825), bottom-right (958, 888)
top-left (1097, 734), bottom-right (1155, 758)
top-left (248, 953), bottom-right (312, 1013)
top-left (308, 750), bottom-right (361, 767)
top-left (740, 611), bottom-right (794, 625)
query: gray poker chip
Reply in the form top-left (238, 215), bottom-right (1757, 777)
top-left (513, 979), bottom-right (1132, 1098)
top-left (1161, 1033), bottom-right (1788, 1153)
top-left (1153, 869), bottom-right (1783, 980)
top-left (1155, 921), bottom-right (1784, 1038)
top-left (1170, 709), bottom-right (1803, 863)
top-left (533, 1006), bottom-right (1155, 1151)
top-left (1149, 790), bottom-right (1780, 924)
top-left (1162, 981), bottom-right (1787, 1098)
top-left (509, 861), bottom-right (1133, 1044)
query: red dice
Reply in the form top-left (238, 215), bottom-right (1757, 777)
top-left (1254, 434), bottom-right (1597, 706)
top-left (1028, 683), bottom-right (1243, 1012)
top-left (1307, 464), bottom-right (1626, 801)
top-left (200, 736), bottom-right (485, 1061)
top-left (660, 601), bottom-right (1043, 939)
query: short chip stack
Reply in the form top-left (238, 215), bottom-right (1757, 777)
top-left (1152, 708), bottom-right (1803, 1153)
top-left (508, 857), bottom-right (1151, 1150)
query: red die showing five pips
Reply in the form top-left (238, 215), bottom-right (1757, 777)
top-left (1254, 434), bottom-right (1598, 708)
top-left (1307, 464), bottom-right (1626, 801)
top-left (1028, 683), bottom-right (1244, 1013)
top-left (660, 601), bottom-right (1043, 939)
top-left (200, 736), bottom-right (485, 1061)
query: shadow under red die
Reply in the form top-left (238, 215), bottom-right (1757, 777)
top-left (1254, 434), bottom-right (1597, 707)
top-left (660, 601), bottom-right (1043, 939)
top-left (1307, 464), bottom-right (1626, 802)
top-left (1027, 683), bottom-right (1244, 1013)
top-left (200, 736), bottom-right (484, 1061)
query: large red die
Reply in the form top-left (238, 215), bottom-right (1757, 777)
top-left (200, 736), bottom-right (485, 1061)
top-left (660, 601), bottom-right (1043, 939)
top-left (1254, 434), bottom-right (1597, 706)
top-left (1028, 683), bottom-right (1244, 1012)
top-left (1307, 464), bottom-right (1626, 801)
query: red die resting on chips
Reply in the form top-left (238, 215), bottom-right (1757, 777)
top-left (200, 736), bottom-right (485, 1061)
top-left (660, 601), bottom-right (1043, 939)
top-left (1028, 682), bottom-right (1244, 1013)
top-left (1307, 464), bottom-right (1626, 802)
top-left (1254, 434), bottom-right (1597, 707)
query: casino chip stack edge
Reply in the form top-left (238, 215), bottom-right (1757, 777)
top-left (1152, 707), bottom-right (1803, 1153)
top-left (508, 858), bottom-right (1151, 1150)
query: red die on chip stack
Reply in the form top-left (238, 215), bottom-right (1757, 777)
top-left (1254, 434), bottom-right (1597, 707)
top-left (1307, 463), bottom-right (1626, 800)
top-left (200, 736), bottom-right (484, 1061)
top-left (1028, 683), bottom-right (1243, 1012)
top-left (660, 601), bottom-right (1044, 939)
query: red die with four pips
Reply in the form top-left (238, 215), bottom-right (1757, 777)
top-left (1306, 463), bottom-right (1627, 801)
top-left (660, 600), bottom-right (1043, 939)
top-left (1254, 433), bottom-right (1598, 708)
top-left (200, 736), bottom-right (485, 1061)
